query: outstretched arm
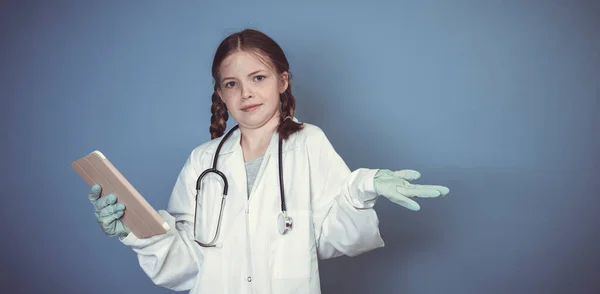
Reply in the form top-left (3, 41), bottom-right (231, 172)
top-left (309, 131), bottom-right (450, 259)
top-left (309, 131), bottom-right (384, 259)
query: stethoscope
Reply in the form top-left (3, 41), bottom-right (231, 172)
top-left (192, 124), bottom-right (293, 248)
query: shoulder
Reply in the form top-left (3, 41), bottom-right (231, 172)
top-left (290, 121), bottom-right (348, 173)
top-left (289, 121), bottom-right (333, 151)
top-left (297, 122), bottom-right (325, 138)
top-left (182, 135), bottom-right (225, 167)
top-left (193, 136), bottom-right (223, 154)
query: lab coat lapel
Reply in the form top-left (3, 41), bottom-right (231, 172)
top-left (216, 126), bottom-right (278, 201)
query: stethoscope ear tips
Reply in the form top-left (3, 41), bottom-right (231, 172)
top-left (277, 212), bottom-right (293, 235)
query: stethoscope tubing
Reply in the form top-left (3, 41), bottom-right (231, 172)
top-left (192, 124), bottom-right (288, 247)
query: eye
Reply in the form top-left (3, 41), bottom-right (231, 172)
top-left (254, 75), bottom-right (266, 82)
top-left (224, 81), bottom-right (236, 88)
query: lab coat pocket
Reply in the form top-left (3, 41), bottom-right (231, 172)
top-left (269, 209), bottom-right (315, 280)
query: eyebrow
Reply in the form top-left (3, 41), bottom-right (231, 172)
top-left (221, 70), bottom-right (265, 82)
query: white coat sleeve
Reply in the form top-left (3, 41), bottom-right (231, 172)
top-left (118, 150), bottom-right (203, 291)
top-left (310, 131), bottom-right (385, 259)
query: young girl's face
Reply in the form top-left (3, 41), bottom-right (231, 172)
top-left (217, 50), bottom-right (288, 130)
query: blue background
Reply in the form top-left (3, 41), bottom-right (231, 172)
top-left (2, 1), bottom-right (599, 293)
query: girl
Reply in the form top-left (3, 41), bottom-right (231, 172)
top-left (86, 29), bottom-right (449, 294)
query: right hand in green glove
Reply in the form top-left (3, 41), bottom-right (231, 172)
top-left (373, 169), bottom-right (449, 211)
top-left (88, 184), bottom-right (131, 238)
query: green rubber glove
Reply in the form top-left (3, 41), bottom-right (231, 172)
top-left (373, 169), bottom-right (449, 211)
top-left (88, 184), bottom-right (131, 238)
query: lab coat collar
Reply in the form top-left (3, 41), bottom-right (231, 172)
top-left (206, 116), bottom-right (301, 156)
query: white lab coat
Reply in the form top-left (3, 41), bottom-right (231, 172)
top-left (119, 118), bottom-right (385, 293)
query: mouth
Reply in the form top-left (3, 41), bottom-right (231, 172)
top-left (241, 104), bottom-right (262, 112)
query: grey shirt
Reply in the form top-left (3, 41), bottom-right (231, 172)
top-left (244, 154), bottom-right (264, 198)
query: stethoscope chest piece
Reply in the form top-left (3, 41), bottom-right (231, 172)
top-left (277, 211), bottom-right (293, 235)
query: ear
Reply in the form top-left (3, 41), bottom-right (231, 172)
top-left (279, 72), bottom-right (289, 93)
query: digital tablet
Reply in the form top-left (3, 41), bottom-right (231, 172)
top-left (71, 150), bottom-right (169, 239)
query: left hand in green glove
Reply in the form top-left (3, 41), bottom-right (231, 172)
top-left (373, 169), bottom-right (449, 211)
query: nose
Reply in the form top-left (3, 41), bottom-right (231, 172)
top-left (241, 83), bottom-right (253, 100)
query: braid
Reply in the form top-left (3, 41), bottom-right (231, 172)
top-left (210, 90), bottom-right (228, 139)
top-left (277, 87), bottom-right (304, 140)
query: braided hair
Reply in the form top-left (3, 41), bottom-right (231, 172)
top-left (209, 29), bottom-right (303, 140)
